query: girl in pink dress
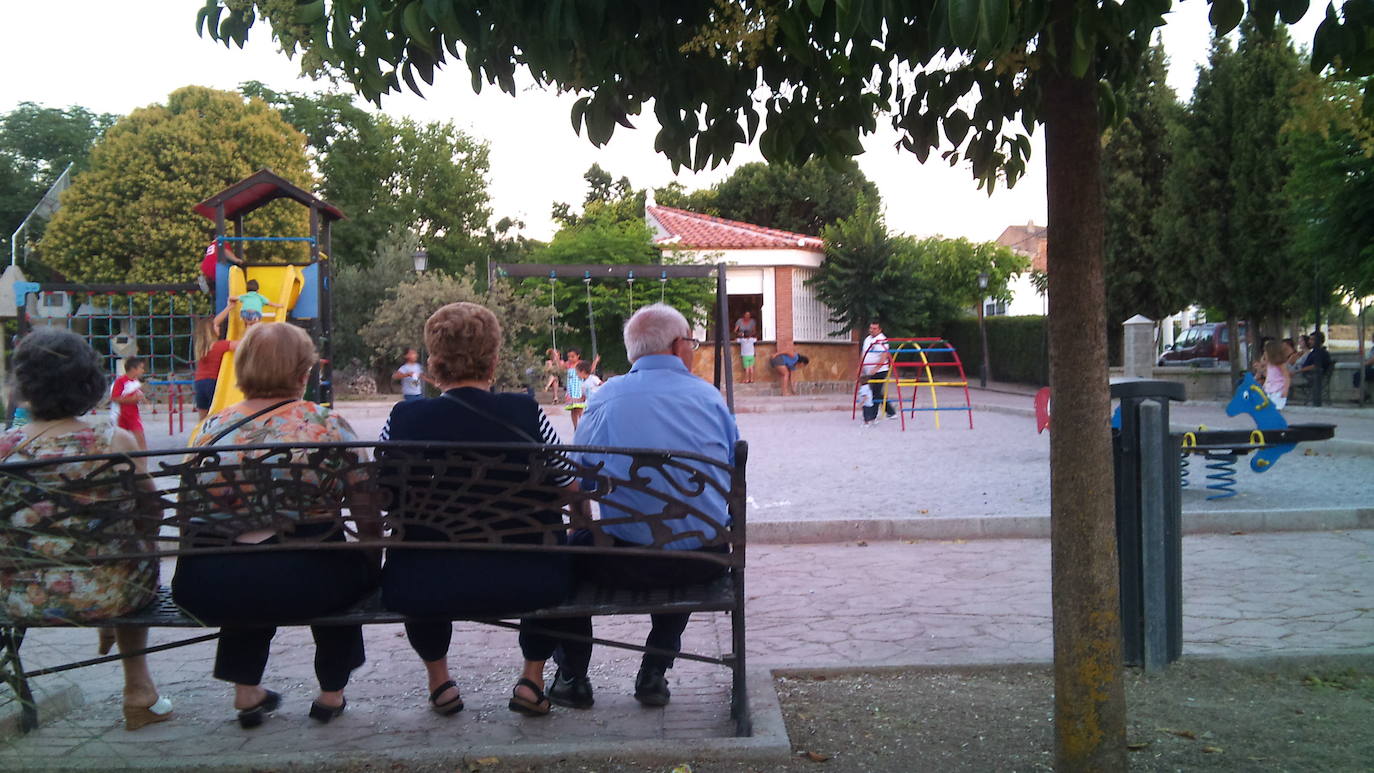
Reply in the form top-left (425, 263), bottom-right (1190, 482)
top-left (1263, 339), bottom-right (1290, 410)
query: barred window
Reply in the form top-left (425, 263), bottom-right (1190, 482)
top-left (792, 267), bottom-right (846, 342)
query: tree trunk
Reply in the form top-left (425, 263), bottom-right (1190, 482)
top-left (1043, 13), bottom-right (1128, 770)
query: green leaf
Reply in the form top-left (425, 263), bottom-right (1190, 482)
top-left (295, 0), bottom-right (325, 25)
top-left (1277, 0), bottom-right (1308, 24)
top-left (948, 0), bottom-right (981, 49)
top-left (943, 108), bottom-right (971, 145)
top-left (807, 0), bottom-right (827, 17)
top-left (402, 2), bottom-right (434, 53)
top-left (978, 0), bottom-right (1010, 51)
top-left (1209, 0), bottom-right (1244, 34)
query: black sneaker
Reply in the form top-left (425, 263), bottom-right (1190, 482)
top-left (547, 669), bottom-right (594, 709)
top-left (633, 667), bottom-right (671, 707)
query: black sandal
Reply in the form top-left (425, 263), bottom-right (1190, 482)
top-left (429, 680), bottom-right (465, 716)
top-left (237, 689), bottom-right (282, 729)
top-left (508, 677), bottom-right (551, 716)
top-left (308, 697), bottom-right (347, 723)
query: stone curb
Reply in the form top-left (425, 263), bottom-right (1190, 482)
top-left (6, 669), bottom-right (791, 771)
top-left (0, 684), bottom-right (84, 742)
top-left (748, 507), bottom-right (1374, 544)
top-left (765, 650), bottom-right (1374, 676)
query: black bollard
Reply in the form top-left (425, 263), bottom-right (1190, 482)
top-left (1111, 380), bottom-right (1185, 671)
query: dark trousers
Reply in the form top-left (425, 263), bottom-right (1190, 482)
top-left (382, 548), bottom-right (571, 663)
top-left (555, 530), bottom-right (727, 676)
top-left (1307, 372), bottom-right (1326, 406)
top-left (171, 546), bottom-right (373, 691)
top-left (862, 369), bottom-right (897, 422)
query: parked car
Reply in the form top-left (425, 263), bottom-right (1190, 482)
top-left (1158, 322), bottom-right (1248, 366)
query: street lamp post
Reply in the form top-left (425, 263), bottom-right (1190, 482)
top-left (412, 248), bottom-right (429, 273)
top-left (977, 272), bottom-right (990, 388)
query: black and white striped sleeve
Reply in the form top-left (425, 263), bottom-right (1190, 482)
top-left (537, 408), bottom-right (576, 487)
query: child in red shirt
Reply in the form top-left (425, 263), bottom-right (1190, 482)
top-left (110, 356), bottom-right (147, 450)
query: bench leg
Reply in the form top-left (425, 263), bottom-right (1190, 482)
top-left (729, 576), bottom-right (751, 737)
top-left (1, 626), bottom-right (38, 733)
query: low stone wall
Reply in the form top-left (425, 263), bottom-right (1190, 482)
top-left (1134, 362), bottom-right (1371, 403)
top-left (693, 341), bottom-right (858, 385)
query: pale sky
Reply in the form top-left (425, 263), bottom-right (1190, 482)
top-left (0, 1), bottom-right (1324, 243)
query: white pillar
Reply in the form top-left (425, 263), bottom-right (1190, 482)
top-left (1123, 314), bottom-right (1156, 379)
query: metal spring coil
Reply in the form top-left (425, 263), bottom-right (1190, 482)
top-left (1204, 452), bottom-right (1238, 500)
top-left (1180, 452), bottom-right (1191, 489)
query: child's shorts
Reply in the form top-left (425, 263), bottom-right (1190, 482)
top-left (118, 416), bottom-right (144, 434)
top-left (241, 310), bottom-right (263, 323)
top-left (741, 355), bottom-right (755, 368)
top-left (193, 379), bottom-right (217, 411)
top-left (567, 401), bottom-right (587, 411)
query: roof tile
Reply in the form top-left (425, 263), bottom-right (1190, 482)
top-left (646, 205), bottom-right (825, 251)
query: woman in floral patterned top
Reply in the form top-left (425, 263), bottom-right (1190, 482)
top-left (0, 329), bottom-right (172, 730)
top-left (171, 323), bottom-right (377, 729)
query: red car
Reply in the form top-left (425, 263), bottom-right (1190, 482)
top-left (1158, 322), bottom-right (1248, 366)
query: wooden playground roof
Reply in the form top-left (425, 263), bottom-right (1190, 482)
top-left (193, 168), bottom-right (345, 222)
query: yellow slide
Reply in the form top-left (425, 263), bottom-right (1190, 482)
top-left (202, 264), bottom-right (304, 419)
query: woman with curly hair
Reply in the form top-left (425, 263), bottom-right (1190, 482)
top-left (0, 328), bottom-right (172, 730)
top-left (379, 302), bottom-right (576, 717)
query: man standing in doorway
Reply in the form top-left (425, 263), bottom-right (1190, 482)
top-left (859, 321), bottom-right (896, 425)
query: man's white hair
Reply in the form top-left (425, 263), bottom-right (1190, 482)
top-left (623, 303), bottom-right (689, 362)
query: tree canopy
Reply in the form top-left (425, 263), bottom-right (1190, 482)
top-left (362, 263), bottom-right (547, 390)
top-left (1286, 78), bottom-right (1374, 300)
top-left (40, 86), bottom-right (311, 283)
top-left (657, 158), bottom-right (879, 235)
top-left (0, 103), bottom-right (117, 259)
top-left (811, 200), bottom-right (1024, 336)
top-left (1101, 41), bottom-right (1188, 326)
top-left (242, 82), bottom-right (494, 272)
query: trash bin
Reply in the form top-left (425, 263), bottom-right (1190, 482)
top-left (1111, 379), bottom-right (1185, 671)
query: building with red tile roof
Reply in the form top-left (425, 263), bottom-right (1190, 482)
top-left (645, 203), bottom-right (855, 384)
top-left (993, 220), bottom-right (1048, 316)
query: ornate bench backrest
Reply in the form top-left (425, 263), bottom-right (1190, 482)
top-left (0, 440), bottom-right (747, 571)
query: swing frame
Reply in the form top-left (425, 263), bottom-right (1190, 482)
top-left (491, 262), bottom-right (735, 414)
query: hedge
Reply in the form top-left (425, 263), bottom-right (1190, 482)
top-left (941, 315), bottom-right (1125, 387)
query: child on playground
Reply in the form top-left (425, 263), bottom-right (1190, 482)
top-left (542, 348), bottom-right (563, 401)
top-left (228, 279), bottom-right (281, 326)
top-left (110, 356), bottom-right (148, 450)
top-left (199, 230), bottom-right (245, 294)
top-left (393, 347), bottom-right (429, 401)
top-left (559, 348), bottom-right (600, 429)
top-left (192, 318), bottom-right (237, 420)
top-left (1262, 339), bottom-right (1290, 410)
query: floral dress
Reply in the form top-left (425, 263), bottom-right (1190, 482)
top-left (191, 401), bottom-right (364, 527)
top-left (0, 418), bottom-right (157, 624)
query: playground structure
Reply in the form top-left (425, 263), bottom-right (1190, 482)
top-left (851, 337), bottom-right (974, 430)
top-left (491, 262), bottom-right (736, 413)
top-left (1177, 373), bottom-right (1335, 499)
top-left (7, 169), bottom-right (341, 429)
top-left (194, 169), bottom-right (340, 415)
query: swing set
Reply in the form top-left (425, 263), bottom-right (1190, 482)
top-left (490, 262), bottom-right (736, 413)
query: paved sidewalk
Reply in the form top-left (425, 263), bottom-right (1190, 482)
top-left (3, 529), bottom-right (1370, 768)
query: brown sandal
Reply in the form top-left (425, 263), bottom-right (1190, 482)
top-left (507, 677), bottom-right (551, 716)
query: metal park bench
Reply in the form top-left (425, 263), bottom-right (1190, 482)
top-left (0, 440), bottom-right (750, 735)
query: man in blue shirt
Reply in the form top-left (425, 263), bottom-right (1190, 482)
top-left (549, 303), bottom-right (740, 710)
